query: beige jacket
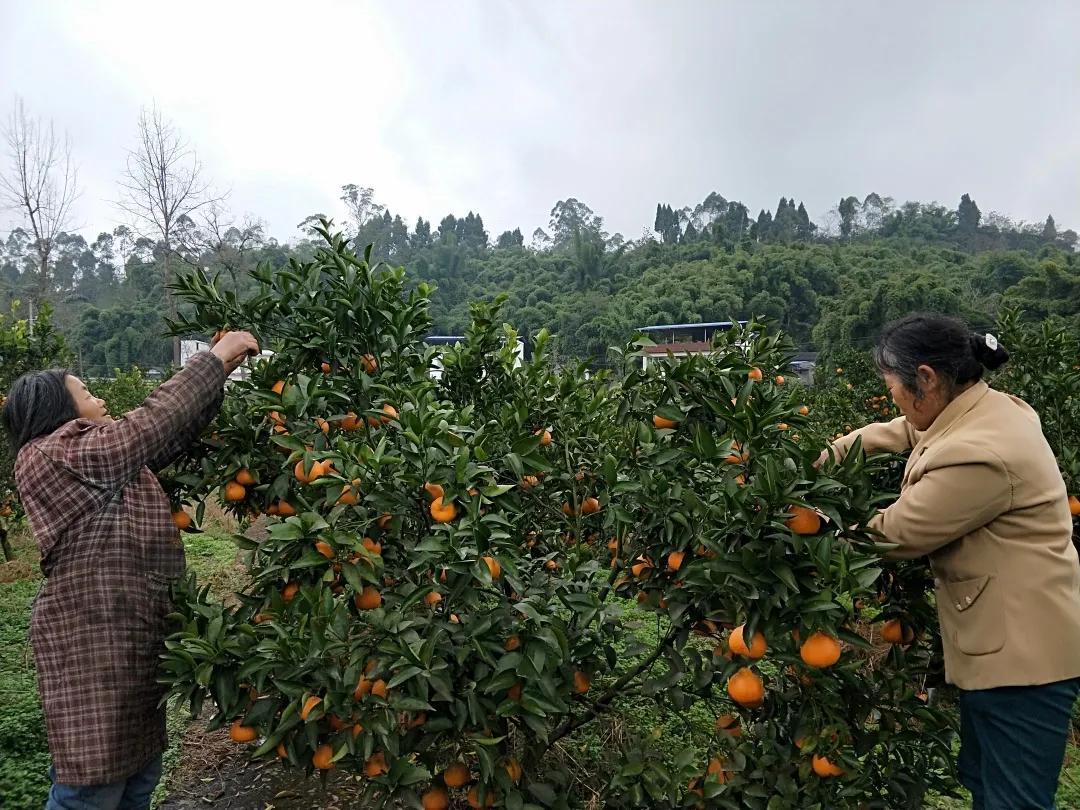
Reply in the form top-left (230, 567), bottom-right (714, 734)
top-left (830, 381), bottom-right (1080, 690)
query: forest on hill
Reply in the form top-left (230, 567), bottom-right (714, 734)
top-left (2, 185), bottom-right (1078, 376)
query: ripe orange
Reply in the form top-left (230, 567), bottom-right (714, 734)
top-left (653, 414), bottom-right (679, 429)
top-left (172, 510), bottom-right (192, 530)
top-left (271, 380), bottom-right (286, 395)
top-left (361, 354), bottom-right (378, 374)
top-left (467, 787), bottom-right (495, 809)
top-left (775, 375), bottom-right (785, 385)
top-left (748, 367), bottom-right (763, 381)
top-left (521, 475), bottom-right (539, 490)
top-left (786, 505), bottom-right (821, 535)
top-left (355, 586), bottom-right (382, 610)
top-left (536, 428), bottom-right (552, 446)
top-left (337, 484), bottom-right (360, 506)
top-left (714, 713), bottom-right (742, 737)
top-left (340, 412), bottom-right (362, 431)
top-left (229, 721), bottom-right (258, 743)
top-left (300, 695), bottom-right (322, 721)
top-left (544, 559), bottom-right (559, 572)
top-left (504, 635), bottom-right (521, 651)
top-left (365, 752), bottom-right (389, 778)
top-left (1069, 495), bottom-right (1080, 517)
top-left (727, 667), bottom-right (764, 708)
top-left (666, 551), bottom-right (685, 572)
top-left (312, 743), bottom-right (334, 770)
top-left (320, 361), bottom-right (332, 374)
top-left (315, 417), bottom-right (330, 435)
top-left (315, 540), bottom-right (334, 559)
top-left (424, 481), bottom-right (445, 500)
top-left (706, 757), bottom-right (729, 783)
top-left (631, 556), bottom-right (653, 578)
top-left (354, 677), bottom-right (372, 700)
top-left (421, 787), bottom-right (450, 810)
top-left (282, 582), bottom-right (299, 603)
top-left (430, 497), bottom-right (457, 523)
top-left (380, 403), bottom-right (398, 422)
top-left (572, 671), bottom-right (591, 694)
top-left (580, 496), bottom-right (601, 515)
top-left (812, 754), bottom-right (844, 777)
top-left (729, 625), bottom-right (767, 659)
top-left (482, 555), bottom-right (502, 578)
top-left (424, 591), bottom-right (443, 607)
top-left (224, 481), bottom-right (246, 502)
top-left (276, 500), bottom-right (296, 517)
top-left (235, 468), bottom-right (256, 486)
top-left (362, 537), bottom-right (382, 556)
top-left (800, 631), bottom-right (842, 668)
top-left (276, 742), bottom-right (288, 759)
top-left (504, 758), bottom-right (523, 783)
top-left (443, 761), bottom-right (471, 788)
top-left (294, 458), bottom-right (330, 484)
top-left (561, 502), bottom-right (576, 517)
top-left (377, 512), bottom-right (393, 530)
top-left (777, 422), bottom-right (789, 431)
top-left (881, 619), bottom-right (914, 645)
top-left (370, 679), bottom-right (388, 699)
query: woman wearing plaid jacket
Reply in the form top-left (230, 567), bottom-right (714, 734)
top-left (1, 331), bottom-right (257, 810)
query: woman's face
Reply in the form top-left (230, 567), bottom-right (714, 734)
top-left (883, 367), bottom-right (949, 431)
top-left (65, 376), bottom-right (111, 423)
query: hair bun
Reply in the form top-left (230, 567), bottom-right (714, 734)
top-left (970, 333), bottom-right (1009, 371)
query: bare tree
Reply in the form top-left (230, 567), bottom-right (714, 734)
top-left (0, 98), bottom-right (80, 305)
top-left (176, 199), bottom-right (265, 288)
top-left (116, 105), bottom-right (222, 364)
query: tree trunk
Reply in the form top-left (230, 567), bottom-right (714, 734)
top-left (163, 251), bottom-right (181, 367)
top-left (1, 528), bottom-right (14, 563)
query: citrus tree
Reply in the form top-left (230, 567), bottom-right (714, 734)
top-left (158, 224), bottom-right (956, 809)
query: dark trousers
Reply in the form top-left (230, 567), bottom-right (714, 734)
top-left (45, 755), bottom-right (162, 810)
top-left (959, 677), bottom-right (1080, 810)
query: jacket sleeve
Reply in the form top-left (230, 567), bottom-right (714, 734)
top-left (828, 416), bottom-right (920, 462)
top-left (869, 442), bottom-right (1012, 560)
top-left (145, 385), bottom-right (225, 472)
top-left (51, 352), bottom-right (227, 488)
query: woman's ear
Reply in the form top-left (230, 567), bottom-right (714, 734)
top-left (916, 364), bottom-right (939, 394)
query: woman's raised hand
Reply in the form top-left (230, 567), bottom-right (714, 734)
top-left (210, 331), bottom-right (260, 374)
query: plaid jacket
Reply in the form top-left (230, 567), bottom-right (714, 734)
top-left (16, 352), bottom-right (226, 785)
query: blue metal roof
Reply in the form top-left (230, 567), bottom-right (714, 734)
top-left (636, 320), bottom-right (746, 332)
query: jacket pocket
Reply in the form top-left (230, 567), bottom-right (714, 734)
top-left (942, 575), bottom-right (1005, 655)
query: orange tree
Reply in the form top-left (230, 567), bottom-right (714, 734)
top-left (158, 224), bottom-right (956, 808)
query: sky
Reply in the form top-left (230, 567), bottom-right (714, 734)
top-left (2, 0), bottom-right (1079, 244)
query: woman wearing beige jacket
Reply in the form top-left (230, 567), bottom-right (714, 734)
top-left (824, 313), bottom-right (1080, 810)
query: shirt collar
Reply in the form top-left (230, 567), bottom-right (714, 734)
top-left (919, 380), bottom-right (989, 445)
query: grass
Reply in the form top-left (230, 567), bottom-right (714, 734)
top-left (0, 522), bottom-right (244, 810)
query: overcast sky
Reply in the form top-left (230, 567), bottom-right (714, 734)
top-left (2, 0), bottom-right (1079, 244)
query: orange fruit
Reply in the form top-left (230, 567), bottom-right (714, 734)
top-left (666, 551), bottom-right (685, 572)
top-left (1069, 495), bottom-right (1080, 517)
top-left (572, 671), bottom-right (591, 694)
top-left (377, 512), bottom-right (393, 530)
top-left (424, 481), bottom-right (445, 500)
top-left (294, 458), bottom-right (331, 484)
top-left (521, 475), bottom-right (539, 490)
top-left (561, 502), bottom-right (576, 517)
top-left (340, 412), bottom-right (362, 431)
top-left (320, 361), bottom-right (332, 374)
top-left (467, 787), bottom-right (495, 808)
top-left (536, 428), bottom-right (552, 446)
top-left (379, 403), bottom-right (398, 423)
top-left (800, 631), bottom-right (842, 668)
top-left (370, 679), bottom-right (388, 699)
top-left (443, 761), bottom-right (471, 788)
top-left (727, 667), bottom-right (764, 708)
top-left (315, 540), bottom-right (334, 559)
top-left (777, 422), bottom-right (789, 431)
top-left (235, 468), bottom-right (257, 486)
top-left (798, 405), bottom-right (810, 416)
top-left (312, 743), bottom-right (334, 770)
top-left (631, 555), bottom-right (653, 578)
top-left (504, 635), bottom-right (521, 651)
top-left (229, 720), bottom-right (258, 743)
top-left (786, 505), bottom-right (821, 535)
top-left (223, 481), bottom-right (246, 501)
top-left (172, 510), bottom-right (192, 530)
top-left (774, 375), bottom-right (785, 385)
top-left (544, 559), bottom-right (559, 571)
top-left (355, 586), bottom-right (382, 610)
top-left (271, 380), bottom-right (286, 395)
top-left (421, 787), bottom-right (450, 810)
top-left (282, 582), bottom-right (299, 603)
top-left (729, 625), bottom-right (767, 659)
top-left (714, 713), bottom-right (742, 737)
top-left (706, 757), bottom-right (729, 783)
top-left (580, 496), bottom-right (601, 515)
top-left (747, 367), bottom-right (763, 381)
top-left (365, 752), bottom-right (389, 778)
top-left (482, 555), bottom-right (502, 578)
top-left (430, 497), bottom-right (457, 523)
top-left (812, 754), bottom-right (844, 777)
top-left (881, 619), bottom-right (914, 645)
top-left (836, 367), bottom-right (844, 375)
top-left (504, 758), bottom-right (523, 783)
top-left (354, 677), bottom-right (372, 700)
top-left (337, 485), bottom-right (360, 506)
top-left (653, 414), bottom-right (679, 429)
top-left (276, 500), bottom-right (296, 517)
top-left (315, 417), bottom-right (330, 435)
top-left (300, 695), bottom-right (322, 721)
top-left (424, 591), bottom-right (443, 607)
top-left (361, 354), bottom-right (378, 374)
top-left (362, 537), bottom-right (382, 556)
top-left (276, 742), bottom-right (288, 759)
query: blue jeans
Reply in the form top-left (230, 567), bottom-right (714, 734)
top-left (959, 678), bottom-right (1080, 810)
top-left (45, 755), bottom-right (162, 810)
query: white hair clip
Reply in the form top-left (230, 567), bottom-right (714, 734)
top-left (985, 333), bottom-right (999, 351)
